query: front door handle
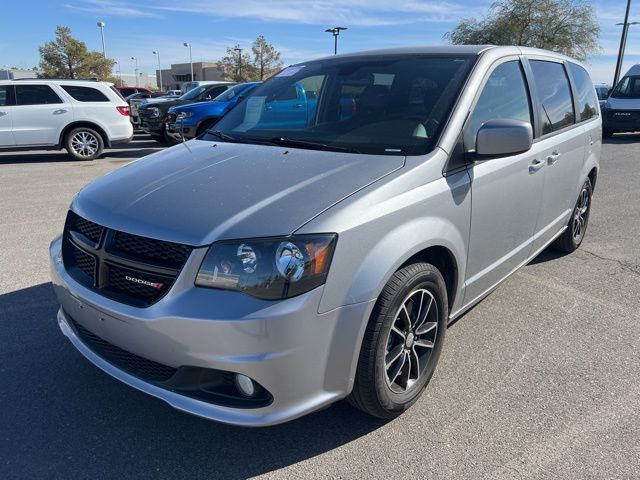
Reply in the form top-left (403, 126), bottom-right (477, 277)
top-left (529, 158), bottom-right (545, 173)
top-left (547, 151), bottom-right (561, 165)
top-left (0, 111), bottom-right (7, 117)
top-left (53, 109), bottom-right (68, 115)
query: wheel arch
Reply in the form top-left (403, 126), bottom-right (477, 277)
top-left (59, 121), bottom-right (110, 149)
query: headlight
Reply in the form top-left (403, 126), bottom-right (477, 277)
top-left (149, 107), bottom-right (160, 118)
top-left (177, 111), bottom-right (193, 119)
top-left (195, 234), bottom-right (337, 300)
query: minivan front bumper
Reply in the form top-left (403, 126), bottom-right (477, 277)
top-left (49, 236), bottom-right (374, 426)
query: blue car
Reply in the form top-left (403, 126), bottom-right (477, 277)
top-left (167, 82), bottom-right (261, 140)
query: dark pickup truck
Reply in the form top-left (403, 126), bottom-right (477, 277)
top-left (138, 82), bottom-right (233, 144)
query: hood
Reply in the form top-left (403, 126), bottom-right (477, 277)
top-left (140, 98), bottom-right (193, 112)
top-left (72, 140), bottom-right (404, 246)
top-left (171, 101), bottom-right (226, 116)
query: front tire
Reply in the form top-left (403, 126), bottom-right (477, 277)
top-left (553, 178), bottom-right (593, 253)
top-left (65, 127), bottom-right (104, 161)
top-left (348, 262), bottom-right (448, 419)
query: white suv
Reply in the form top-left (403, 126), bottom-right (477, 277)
top-left (0, 79), bottom-right (133, 160)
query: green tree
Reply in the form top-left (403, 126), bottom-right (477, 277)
top-left (38, 26), bottom-right (115, 79)
top-left (251, 36), bottom-right (283, 80)
top-left (219, 44), bottom-right (258, 82)
top-left (444, 0), bottom-right (600, 60)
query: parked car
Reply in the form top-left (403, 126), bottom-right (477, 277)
top-left (180, 80), bottom-right (230, 95)
top-left (50, 46), bottom-right (600, 426)
top-left (116, 86), bottom-right (151, 98)
top-left (137, 82), bottom-right (233, 143)
top-left (594, 84), bottom-right (610, 109)
top-left (0, 79), bottom-right (132, 160)
top-left (602, 64), bottom-right (640, 137)
top-left (166, 82), bottom-right (261, 141)
top-left (164, 90), bottom-right (182, 97)
top-left (128, 91), bottom-right (177, 128)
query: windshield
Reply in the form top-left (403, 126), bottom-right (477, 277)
top-left (611, 75), bottom-right (640, 99)
top-left (205, 55), bottom-right (475, 155)
top-left (180, 85), bottom-right (208, 100)
top-left (215, 83), bottom-right (257, 102)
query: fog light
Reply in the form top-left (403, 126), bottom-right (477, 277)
top-left (234, 374), bottom-right (256, 397)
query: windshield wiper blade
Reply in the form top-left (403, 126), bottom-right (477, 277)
top-left (205, 130), bottom-right (242, 142)
top-left (266, 137), bottom-right (361, 154)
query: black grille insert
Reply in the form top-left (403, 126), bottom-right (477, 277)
top-left (71, 317), bottom-right (177, 382)
top-left (62, 211), bottom-right (193, 307)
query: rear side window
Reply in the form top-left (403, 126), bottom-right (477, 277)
top-left (15, 85), bottom-right (62, 105)
top-left (0, 86), bottom-right (10, 106)
top-left (611, 75), bottom-right (640, 99)
top-left (567, 63), bottom-right (597, 121)
top-left (465, 60), bottom-right (532, 150)
top-left (61, 85), bottom-right (109, 102)
top-left (529, 61), bottom-right (575, 134)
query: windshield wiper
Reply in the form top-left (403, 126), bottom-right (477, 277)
top-left (265, 137), bottom-right (361, 154)
top-left (205, 130), bottom-right (243, 143)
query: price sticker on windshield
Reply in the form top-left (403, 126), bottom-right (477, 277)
top-left (276, 65), bottom-right (305, 77)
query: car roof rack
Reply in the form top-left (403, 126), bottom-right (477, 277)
top-left (11, 77), bottom-right (100, 81)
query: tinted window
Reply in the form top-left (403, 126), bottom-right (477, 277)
top-left (611, 75), bottom-right (640, 99)
top-left (119, 88), bottom-right (137, 97)
top-left (203, 86), bottom-right (228, 99)
top-left (0, 86), bottom-right (10, 106)
top-left (530, 61), bottom-right (575, 134)
top-left (567, 63), bottom-right (597, 121)
top-left (61, 85), bottom-right (109, 102)
top-left (15, 85), bottom-right (62, 105)
top-left (465, 61), bottom-right (532, 149)
top-left (209, 55), bottom-right (475, 156)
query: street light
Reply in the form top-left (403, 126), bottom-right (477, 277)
top-left (115, 60), bottom-right (122, 86)
top-left (153, 50), bottom-right (163, 91)
top-left (97, 21), bottom-right (106, 57)
top-left (131, 56), bottom-right (139, 87)
top-left (183, 42), bottom-right (193, 81)
top-left (234, 47), bottom-right (243, 80)
top-left (613, 0), bottom-right (637, 88)
top-left (325, 27), bottom-right (347, 55)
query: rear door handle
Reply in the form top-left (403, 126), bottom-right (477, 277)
top-left (53, 109), bottom-right (68, 115)
top-left (529, 158), bottom-right (545, 173)
top-left (547, 151), bottom-right (561, 165)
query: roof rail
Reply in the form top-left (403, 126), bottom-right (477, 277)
top-left (11, 77), bottom-right (100, 81)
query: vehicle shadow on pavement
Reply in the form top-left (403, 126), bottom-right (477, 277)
top-left (0, 283), bottom-right (388, 479)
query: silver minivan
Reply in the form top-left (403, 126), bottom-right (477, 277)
top-left (50, 46), bottom-right (601, 426)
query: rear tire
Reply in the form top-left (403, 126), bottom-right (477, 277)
top-left (149, 133), bottom-right (169, 145)
top-left (64, 127), bottom-right (104, 161)
top-left (553, 178), bottom-right (592, 253)
top-left (348, 262), bottom-right (448, 419)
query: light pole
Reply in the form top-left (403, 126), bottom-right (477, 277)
top-left (234, 47), bottom-right (243, 80)
top-left (115, 60), bottom-right (122, 86)
top-left (325, 27), bottom-right (347, 55)
top-left (153, 50), bottom-right (163, 91)
top-left (613, 0), bottom-right (636, 88)
top-left (131, 56), bottom-right (139, 87)
top-left (183, 42), bottom-right (193, 81)
top-left (97, 21), bottom-right (106, 57)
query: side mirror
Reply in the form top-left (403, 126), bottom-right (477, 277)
top-left (475, 119), bottom-right (533, 157)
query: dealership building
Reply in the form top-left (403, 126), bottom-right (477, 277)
top-left (155, 62), bottom-right (225, 91)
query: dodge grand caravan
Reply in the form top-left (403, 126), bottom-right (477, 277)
top-left (50, 46), bottom-right (601, 426)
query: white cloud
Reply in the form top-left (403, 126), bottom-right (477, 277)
top-left (65, 0), bottom-right (160, 18)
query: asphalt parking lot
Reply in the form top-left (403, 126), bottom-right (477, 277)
top-left (1, 134), bottom-right (639, 479)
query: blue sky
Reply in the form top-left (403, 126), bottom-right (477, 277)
top-left (1, 0), bottom-right (639, 84)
